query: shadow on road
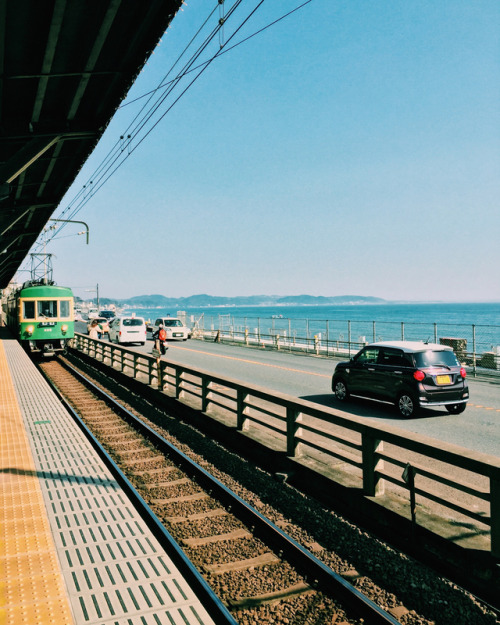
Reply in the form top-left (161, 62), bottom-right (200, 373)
top-left (300, 393), bottom-right (442, 421)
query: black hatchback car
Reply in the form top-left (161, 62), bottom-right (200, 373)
top-left (331, 341), bottom-right (469, 418)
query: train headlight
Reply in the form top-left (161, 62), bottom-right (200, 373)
top-left (61, 324), bottom-right (68, 334)
top-left (26, 325), bottom-right (34, 335)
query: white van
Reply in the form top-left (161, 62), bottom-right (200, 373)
top-left (109, 316), bottom-right (146, 345)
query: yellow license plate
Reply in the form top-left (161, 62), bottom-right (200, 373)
top-left (436, 374), bottom-right (451, 385)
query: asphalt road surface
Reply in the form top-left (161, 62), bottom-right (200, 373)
top-left (78, 325), bottom-right (500, 458)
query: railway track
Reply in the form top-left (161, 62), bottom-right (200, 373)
top-left (38, 357), bottom-right (499, 625)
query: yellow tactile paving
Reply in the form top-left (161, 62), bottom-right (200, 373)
top-left (0, 341), bottom-right (74, 625)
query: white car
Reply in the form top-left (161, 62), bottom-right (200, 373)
top-left (149, 317), bottom-right (190, 341)
top-left (109, 316), bottom-right (146, 345)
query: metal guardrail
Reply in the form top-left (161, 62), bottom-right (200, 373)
top-left (189, 317), bottom-right (500, 379)
top-left (55, 358), bottom-right (401, 625)
top-left (73, 333), bottom-right (500, 559)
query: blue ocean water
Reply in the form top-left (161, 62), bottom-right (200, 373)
top-left (126, 302), bottom-right (500, 353)
top-left (127, 302), bottom-right (499, 325)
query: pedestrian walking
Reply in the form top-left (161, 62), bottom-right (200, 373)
top-left (152, 324), bottom-right (168, 355)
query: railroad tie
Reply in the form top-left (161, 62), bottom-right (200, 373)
top-left (152, 492), bottom-right (209, 504)
top-left (144, 477), bottom-right (190, 489)
top-left (203, 552), bottom-right (280, 574)
top-left (166, 508), bottom-right (229, 524)
top-left (182, 528), bottom-right (251, 547)
top-left (227, 581), bottom-right (314, 609)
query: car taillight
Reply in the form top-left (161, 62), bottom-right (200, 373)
top-left (460, 367), bottom-right (467, 378)
top-left (413, 370), bottom-right (425, 382)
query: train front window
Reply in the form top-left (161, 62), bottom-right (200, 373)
top-left (23, 301), bottom-right (35, 319)
top-left (59, 300), bottom-right (70, 318)
top-left (38, 300), bottom-right (57, 318)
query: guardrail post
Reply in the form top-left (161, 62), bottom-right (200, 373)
top-left (491, 475), bottom-right (500, 558)
top-left (123, 352), bottom-right (131, 376)
top-left (236, 388), bottom-right (246, 431)
top-left (362, 434), bottom-right (385, 496)
top-left (103, 343), bottom-right (110, 366)
top-left (201, 376), bottom-right (208, 412)
top-left (472, 324), bottom-right (477, 376)
top-left (286, 407), bottom-right (301, 457)
top-left (157, 359), bottom-right (163, 391)
top-left (175, 367), bottom-right (181, 399)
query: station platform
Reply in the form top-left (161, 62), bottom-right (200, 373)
top-left (0, 329), bottom-right (216, 625)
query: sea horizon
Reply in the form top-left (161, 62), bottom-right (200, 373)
top-left (117, 301), bottom-right (500, 354)
top-left (122, 301), bottom-right (499, 325)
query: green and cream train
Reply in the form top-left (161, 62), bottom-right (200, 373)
top-left (6, 281), bottom-right (75, 356)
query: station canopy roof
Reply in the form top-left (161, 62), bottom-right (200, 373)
top-left (0, 0), bottom-right (182, 288)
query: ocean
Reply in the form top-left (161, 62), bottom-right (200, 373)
top-left (125, 302), bottom-right (500, 355)
top-left (126, 302), bottom-right (500, 325)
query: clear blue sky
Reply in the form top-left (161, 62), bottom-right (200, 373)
top-left (28, 0), bottom-right (500, 303)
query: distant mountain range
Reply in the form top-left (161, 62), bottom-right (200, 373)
top-left (90, 294), bottom-right (387, 308)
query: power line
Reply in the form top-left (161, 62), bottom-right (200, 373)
top-left (36, 0), bottom-right (246, 247)
top-left (31, 0), bottom-right (313, 257)
top-left (121, 0), bottom-right (314, 111)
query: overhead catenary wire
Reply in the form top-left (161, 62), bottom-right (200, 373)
top-left (30, 0), bottom-right (314, 259)
top-left (34, 0), bottom-right (246, 249)
top-left (45, 1), bottom-right (228, 234)
top-left (120, 0), bottom-right (314, 111)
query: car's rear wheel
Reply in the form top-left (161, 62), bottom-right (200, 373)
top-left (397, 392), bottom-right (418, 418)
top-left (446, 403), bottom-right (466, 415)
top-left (333, 378), bottom-right (349, 401)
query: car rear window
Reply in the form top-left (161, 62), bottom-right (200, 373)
top-left (414, 350), bottom-right (459, 368)
top-left (123, 318), bottom-right (144, 327)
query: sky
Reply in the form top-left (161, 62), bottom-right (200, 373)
top-left (23, 0), bottom-right (500, 303)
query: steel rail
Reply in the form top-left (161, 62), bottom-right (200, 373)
top-left (37, 362), bottom-right (238, 625)
top-left (46, 358), bottom-right (401, 625)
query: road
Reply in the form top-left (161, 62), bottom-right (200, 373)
top-left (78, 325), bottom-right (500, 457)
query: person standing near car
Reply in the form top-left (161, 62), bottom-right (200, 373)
top-left (89, 319), bottom-right (100, 340)
top-left (152, 324), bottom-right (168, 355)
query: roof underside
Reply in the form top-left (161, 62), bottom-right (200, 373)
top-left (0, 0), bottom-right (182, 288)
